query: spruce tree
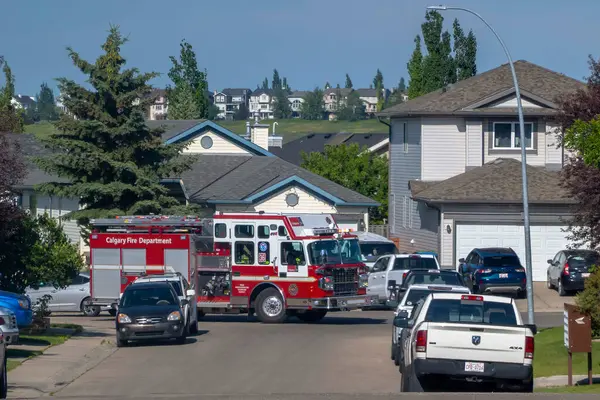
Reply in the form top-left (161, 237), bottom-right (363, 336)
top-left (272, 69), bottom-right (282, 90)
top-left (34, 25), bottom-right (196, 227)
top-left (36, 83), bottom-right (60, 121)
top-left (345, 74), bottom-right (353, 89)
top-left (373, 69), bottom-right (385, 111)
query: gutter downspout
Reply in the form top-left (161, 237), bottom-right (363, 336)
top-left (377, 116), bottom-right (393, 237)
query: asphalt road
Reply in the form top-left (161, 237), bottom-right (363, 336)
top-left (47, 310), bottom-right (567, 399)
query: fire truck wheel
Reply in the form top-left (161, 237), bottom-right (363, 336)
top-left (255, 288), bottom-right (287, 324)
top-left (80, 297), bottom-right (101, 317)
top-left (296, 310), bottom-right (327, 323)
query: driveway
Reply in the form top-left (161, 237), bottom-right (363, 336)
top-left (515, 282), bottom-right (575, 313)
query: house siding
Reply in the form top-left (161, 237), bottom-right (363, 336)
top-left (389, 118), bottom-right (439, 252)
top-left (182, 131), bottom-right (250, 154)
top-left (20, 191), bottom-right (81, 245)
top-left (421, 118), bottom-right (466, 180)
top-left (466, 120), bottom-right (483, 168)
top-left (545, 121), bottom-right (564, 167)
top-left (439, 203), bottom-right (573, 268)
top-left (490, 97), bottom-right (542, 108)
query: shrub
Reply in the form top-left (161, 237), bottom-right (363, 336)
top-left (575, 265), bottom-right (600, 338)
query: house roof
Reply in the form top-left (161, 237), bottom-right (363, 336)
top-left (179, 155), bottom-right (378, 206)
top-left (324, 88), bottom-right (353, 96)
top-left (268, 132), bottom-right (388, 166)
top-left (14, 95), bottom-right (36, 107)
top-left (378, 60), bottom-right (585, 118)
top-left (251, 89), bottom-right (273, 97)
top-left (355, 88), bottom-right (377, 97)
top-left (147, 119), bottom-right (207, 141)
top-left (288, 91), bottom-right (310, 99)
top-left (409, 158), bottom-right (574, 204)
top-left (222, 88), bottom-right (252, 96)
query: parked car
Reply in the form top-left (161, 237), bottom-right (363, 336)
top-left (386, 269), bottom-right (467, 308)
top-left (367, 253), bottom-right (440, 305)
top-left (458, 248), bottom-right (527, 298)
top-left (355, 231), bottom-right (398, 271)
top-left (1, 328), bottom-right (7, 398)
top-left (0, 290), bottom-right (32, 328)
top-left (0, 307), bottom-right (19, 345)
top-left (547, 249), bottom-right (599, 296)
top-left (26, 273), bottom-right (100, 316)
top-left (130, 273), bottom-right (198, 335)
top-left (115, 282), bottom-right (188, 347)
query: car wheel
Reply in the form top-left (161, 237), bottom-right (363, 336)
top-left (80, 297), bottom-right (101, 317)
top-left (108, 309), bottom-right (117, 317)
top-left (558, 280), bottom-right (567, 297)
top-left (391, 340), bottom-right (395, 361)
top-left (255, 288), bottom-right (287, 324)
top-left (1, 356), bottom-right (7, 399)
top-left (546, 272), bottom-right (554, 289)
top-left (296, 310), bottom-right (327, 323)
top-left (116, 334), bottom-right (128, 348)
top-left (394, 345), bottom-right (400, 366)
top-left (521, 380), bottom-right (534, 393)
top-left (189, 320), bottom-right (199, 335)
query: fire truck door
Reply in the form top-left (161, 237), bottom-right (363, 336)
top-left (90, 248), bottom-right (121, 300)
top-left (278, 241), bottom-right (308, 278)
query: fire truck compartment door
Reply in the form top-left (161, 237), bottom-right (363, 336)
top-left (165, 249), bottom-right (190, 278)
top-left (91, 266), bottom-right (121, 300)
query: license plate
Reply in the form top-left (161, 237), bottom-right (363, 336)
top-left (346, 298), bottom-right (365, 305)
top-left (499, 273), bottom-right (508, 278)
top-left (582, 273), bottom-right (590, 278)
top-left (465, 362), bottom-right (484, 372)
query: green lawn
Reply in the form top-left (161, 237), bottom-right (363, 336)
top-left (534, 327), bottom-right (600, 378)
top-left (25, 118), bottom-right (386, 140)
top-left (536, 384), bottom-right (600, 393)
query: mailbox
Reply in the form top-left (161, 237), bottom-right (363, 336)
top-left (563, 303), bottom-right (593, 386)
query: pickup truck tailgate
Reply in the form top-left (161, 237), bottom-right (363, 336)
top-left (424, 323), bottom-right (527, 364)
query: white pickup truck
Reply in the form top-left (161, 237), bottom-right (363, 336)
top-left (368, 253), bottom-right (440, 305)
top-left (395, 293), bottom-right (536, 393)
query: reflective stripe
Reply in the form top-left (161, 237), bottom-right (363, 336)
top-left (231, 276), bottom-right (316, 282)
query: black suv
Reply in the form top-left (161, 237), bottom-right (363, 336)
top-left (115, 282), bottom-right (188, 347)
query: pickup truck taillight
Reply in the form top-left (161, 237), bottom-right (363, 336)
top-left (416, 330), bottom-right (427, 352)
top-left (524, 336), bottom-right (534, 359)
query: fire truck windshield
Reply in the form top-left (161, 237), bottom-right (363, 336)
top-left (307, 238), bottom-right (362, 265)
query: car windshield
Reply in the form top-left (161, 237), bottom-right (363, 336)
top-left (404, 272), bottom-right (463, 287)
top-left (483, 255), bottom-right (521, 267)
top-left (567, 252), bottom-right (600, 268)
top-left (120, 286), bottom-right (177, 307)
top-left (393, 257), bottom-right (437, 270)
top-left (307, 239), bottom-right (362, 265)
top-left (403, 289), bottom-right (461, 306)
top-left (360, 243), bottom-right (398, 261)
top-left (425, 299), bottom-right (518, 325)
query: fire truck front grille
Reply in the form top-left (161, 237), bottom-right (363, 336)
top-left (135, 317), bottom-right (163, 324)
top-left (331, 268), bottom-right (358, 296)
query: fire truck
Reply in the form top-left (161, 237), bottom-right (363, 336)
top-left (89, 212), bottom-right (377, 323)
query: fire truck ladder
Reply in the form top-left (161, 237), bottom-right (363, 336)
top-left (90, 215), bottom-right (214, 235)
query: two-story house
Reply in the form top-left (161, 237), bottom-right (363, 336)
top-left (377, 60), bottom-right (584, 281)
top-left (11, 94), bottom-right (36, 110)
top-left (323, 88), bottom-right (352, 120)
top-left (249, 89), bottom-right (275, 119)
top-left (148, 88), bottom-right (168, 120)
top-left (288, 91), bottom-right (309, 118)
top-left (214, 88), bottom-right (252, 120)
top-left (355, 88), bottom-right (390, 117)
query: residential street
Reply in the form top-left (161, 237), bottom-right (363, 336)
top-left (6, 307), bottom-right (563, 399)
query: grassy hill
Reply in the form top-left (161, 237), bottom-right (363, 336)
top-left (25, 118), bottom-right (386, 139)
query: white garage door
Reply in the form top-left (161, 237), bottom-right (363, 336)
top-left (455, 224), bottom-right (572, 282)
top-left (336, 221), bottom-right (359, 231)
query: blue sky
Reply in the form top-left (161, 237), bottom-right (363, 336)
top-left (2, 0), bottom-right (597, 96)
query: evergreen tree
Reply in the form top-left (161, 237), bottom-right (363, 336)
top-left (398, 77), bottom-right (406, 92)
top-left (234, 103), bottom-right (249, 120)
top-left (261, 77), bottom-right (269, 89)
top-left (300, 88), bottom-right (325, 120)
top-left (34, 25), bottom-right (196, 229)
top-left (345, 74), bottom-right (353, 89)
top-left (166, 39), bottom-right (209, 119)
top-left (207, 103), bottom-right (220, 120)
top-left (373, 69), bottom-right (385, 112)
top-left (273, 88), bottom-right (292, 119)
top-left (324, 82), bottom-right (331, 90)
top-left (35, 83), bottom-right (60, 121)
top-left (407, 36), bottom-right (424, 99)
top-left (272, 69), bottom-right (282, 90)
top-left (0, 56), bottom-right (23, 133)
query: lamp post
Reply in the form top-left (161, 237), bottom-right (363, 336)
top-left (427, 5), bottom-right (535, 325)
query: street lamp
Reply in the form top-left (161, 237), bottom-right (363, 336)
top-left (427, 5), bottom-right (535, 325)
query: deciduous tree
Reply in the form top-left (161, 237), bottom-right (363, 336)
top-left (407, 36), bottom-right (424, 99)
top-left (301, 143), bottom-right (388, 223)
top-left (261, 77), bottom-right (269, 89)
top-left (272, 69), bottom-right (282, 90)
top-left (273, 88), bottom-right (292, 119)
top-left (300, 88), bottom-right (324, 120)
top-left (337, 91), bottom-right (366, 121)
top-left (234, 103), bottom-right (249, 120)
top-left (36, 83), bottom-right (60, 121)
top-left (34, 25), bottom-right (196, 231)
top-left (0, 56), bottom-right (24, 133)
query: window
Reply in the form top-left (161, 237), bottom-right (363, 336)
top-left (214, 223), bottom-right (227, 238)
top-left (200, 135), bottom-right (213, 149)
top-left (482, 255), bottom-right (521, 267)
top-left (71, 274), bottom-right (89, 285)
top-left (278, 226), bottom-right (287, 236)
top-left (424, 299), bottom-right (518, 325)
top-left (307, 239), bottom-right (362, 265)
top-left (281, 242), bottom-right (307, 265)
top-left (402, 122), bottom-right (408, 153)
top-left (258, 225), bottom-right (270, 239)
top-left (393, 257), bottom-right (438, 270)
top-left (372, 257), bottom-right (389, 272)
top-left (492, 122), bottom-right (534, 149)
top-left (360, 243), bottom-right (398, 262)
top-left (257, 241), bottom-right (270, 265)
top-left (234, 242), bottom-right (255, 264)
top-left (234, 224), bottom-right (254, 238)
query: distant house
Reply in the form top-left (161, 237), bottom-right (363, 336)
top-left (288, 91), bottom-right (309, 118)
top-left (355, 88), bottom-right (391, 117)
top-left (249, 89), bottom-right (275, 119)
top-left (323, 88), bottom-right (352, 120)
top-left (11, 95), bottom-right (36, 110)
top-left (148, 89), bottom-right (168, 120)
top-left (213, 88), bottom-right (252, 120)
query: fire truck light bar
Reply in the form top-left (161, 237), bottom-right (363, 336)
top-left (313, 228), bottom-right (337, 235)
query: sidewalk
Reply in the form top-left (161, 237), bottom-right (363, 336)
top-left (535, 375), bottom-right (600, 388)
top-left (8, 327), bottom-right (116, 398)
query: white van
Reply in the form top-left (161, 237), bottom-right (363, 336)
top-left (354, 231), bottom-right (398, 271)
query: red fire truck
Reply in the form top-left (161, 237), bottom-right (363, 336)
top-left (89, 213), bottom-right (377, 323)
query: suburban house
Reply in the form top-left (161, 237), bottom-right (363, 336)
top-left (323, 88), bottom-right (352, 120)
top-left (213, 88), bottom-right (252, 120)
top-left (249, 89), bottom-right (274, 119)
top-left (269, 132), bottom-right (389, 166)
top-left (11, 120), bottom-right (377, 257)
top-left (11, 94), bottom-right (36, 110)
top-left (288, 91), bottom-right (309, 118)
top-left (376, 60), bottom-right (584, 281)
top-left (148, 88), bottom-right (168, 120)
top-left (355, 88), bottom-right (391, 117)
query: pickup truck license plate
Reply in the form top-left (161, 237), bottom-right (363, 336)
top-left (582, 273), bottom-right (590, 278)
top-left (465, 362), bottom-right (484, 372)
top-left (499, 273), bottom-right (508, 278)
